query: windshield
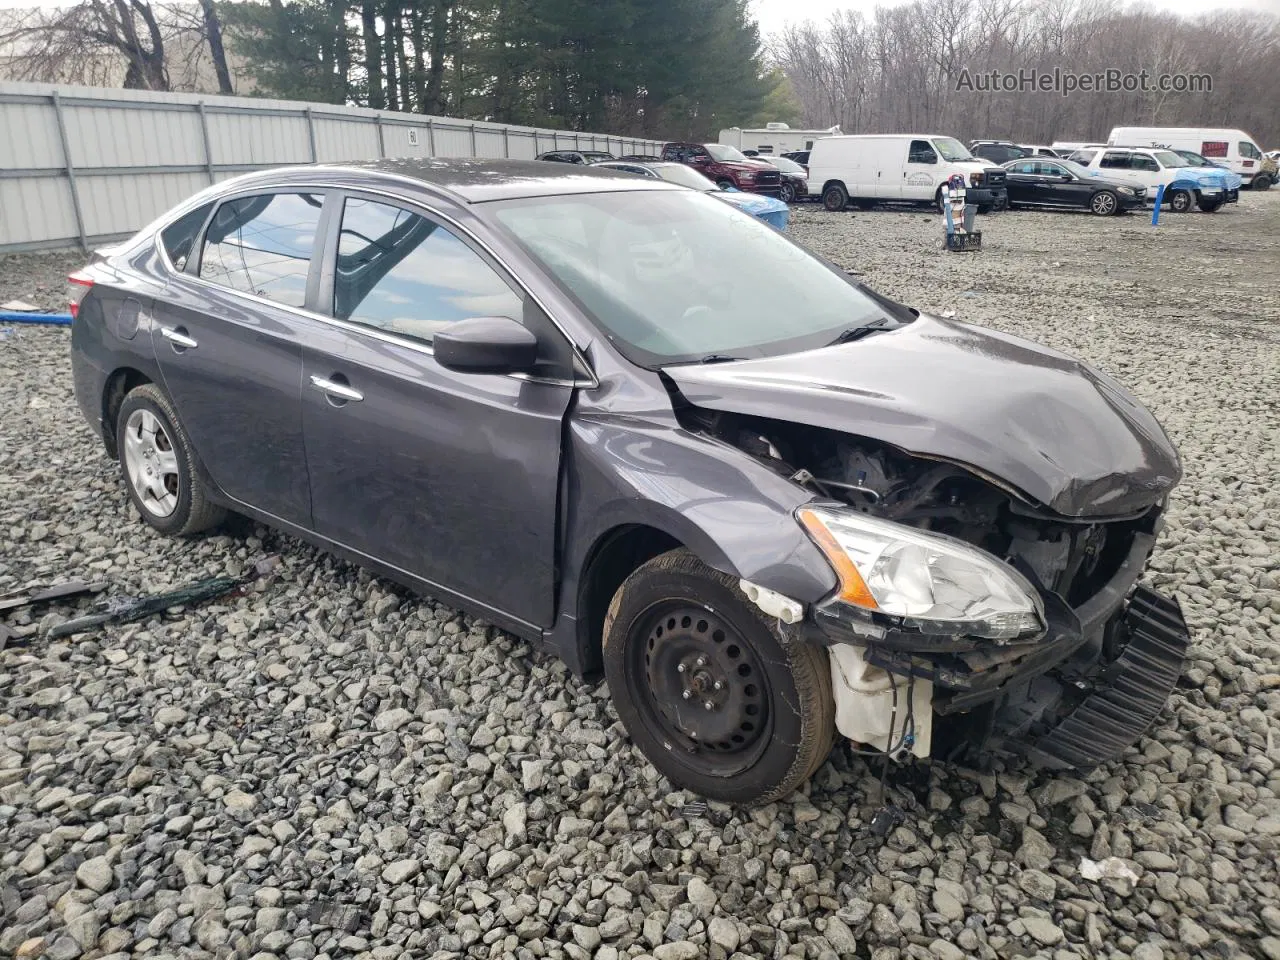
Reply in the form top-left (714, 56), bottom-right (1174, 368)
top-left (705, 143), bottom-right (748, 162)
top-left (1177, 151), bottom-right (1211, 166)
top-left (1153, 150), bottom-right (1186, 168)
top-left (768, 156), bottom-right (805, 174)
top-left (932, 137), bottom-right (975, 161)
top-left (653, 165), bottom-right (717, 191)
top-left (493, 190), bottom-right (891, 367)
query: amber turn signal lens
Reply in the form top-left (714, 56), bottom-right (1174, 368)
top-left (797, 508), bottom-right (879, 610)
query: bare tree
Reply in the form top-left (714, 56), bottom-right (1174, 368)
top-left (769, 0), bottom-right (1280, 147)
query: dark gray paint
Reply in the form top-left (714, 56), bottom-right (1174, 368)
top-left (69, 159), bottom-right (1180, 678)
top-left (664, 315), bottom-right (1181, 518)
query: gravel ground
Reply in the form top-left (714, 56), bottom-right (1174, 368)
top-left (2, 194), bottom-right (1279, 960)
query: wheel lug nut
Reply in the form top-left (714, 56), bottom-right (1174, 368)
top-left (703, 701), bottom-right (714, 711)
top-left (677, 664), bottom-right (685, 673)
top-left (713, 681), bottom-right (722, 690)
top-left (682, 690), bottom-right (692, 700)
top-left (696, 657), bottom-right (706, 667)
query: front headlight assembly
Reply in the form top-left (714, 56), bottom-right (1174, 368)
top-left (798, 506), bottom-right (1045, 641)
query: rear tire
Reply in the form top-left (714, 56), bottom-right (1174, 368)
top-left (780, 182), bottom-right (796, 204)
top-left (716, 179), bottom-right (734, 191)
top-left (117, 383), bottom-right (225, 537)
top-left (1167, 189), bottom-right (1192, 213)
top-left (602, 549), bottom-right (835, 805)
top-left (1090, 190), bottom-right (1119, 215)
top-left (1253, 175), bottom-right (1272, 191)
top-left (823, 183), bottom-right (848, 212)
top-left (1197, 196), bottom-right (1224, 212)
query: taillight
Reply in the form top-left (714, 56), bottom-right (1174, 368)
top-left (67, 271), bottom-right (94, 319)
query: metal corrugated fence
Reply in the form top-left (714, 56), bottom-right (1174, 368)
top-left (0, 82), bottom-right (666, 253)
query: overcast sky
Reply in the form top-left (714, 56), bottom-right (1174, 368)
top-left (2, 0), bottom-right (1276, 28)
top-left (750, 0), bottom-right (1280, 36)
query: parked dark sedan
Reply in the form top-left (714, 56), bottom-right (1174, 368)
top-left (69, 159), bottom-right (1189, 804)
top-left (759, 155), bottom-right (809, 203)
top-left (1002, 157), bottom-right (1146, 214)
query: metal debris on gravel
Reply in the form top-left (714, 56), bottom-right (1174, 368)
top-left (1, 199), bottom-right (1278, 960)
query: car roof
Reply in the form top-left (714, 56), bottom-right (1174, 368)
top-left (208, 157), bottom-right (675, 204)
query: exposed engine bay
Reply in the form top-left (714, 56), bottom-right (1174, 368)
top-left (681, 404), bottom-right (1180, 767)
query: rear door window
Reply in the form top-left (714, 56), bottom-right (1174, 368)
top-left (199, 192), bottom-right (325, 308)
top-left (160, 202), bottom-right (213, 270)
top-left (1100, 151), bottom-right (1130, 169)
top-left (1131, 155), bottom-right (1159, 172)
top-left (1008, 161), bottom-right (1037, 175)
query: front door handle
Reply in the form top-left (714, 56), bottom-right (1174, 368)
top-left (160, 326), bottom-right (197, 350)
top-left (310, 375), bottom-right (363, 403)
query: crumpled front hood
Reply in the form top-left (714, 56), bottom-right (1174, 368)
top-left (664, 315), bottom-right (1181, 518)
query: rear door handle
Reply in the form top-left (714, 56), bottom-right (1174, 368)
top-left (310, 375), bottom-right (363, 403)
top-left (160, 326), bottom-right (197, 349)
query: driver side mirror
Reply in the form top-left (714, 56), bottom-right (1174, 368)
top-left (434, 316), bottom-right (538, 375)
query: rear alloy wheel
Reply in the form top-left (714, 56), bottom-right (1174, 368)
top-left (603, 549), bottom-right (835, 805)
top-left (117, 383), bottom-right (225, 536)
top-left (780, 182), bottom-right (797, 204)
top-left (823, 183), bottom-right (849, 212)
top-left (1167, 189), bottom-right (1193, 213)
top-left (1090, 190), bottom-right (1118, 215)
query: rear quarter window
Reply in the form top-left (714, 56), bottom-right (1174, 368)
top-left (160, 202), bottom-right (214, 269)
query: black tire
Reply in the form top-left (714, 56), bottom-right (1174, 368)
top-left (116, 383), bottom-right (225, 536)
top-left (1090, 190), bottom-right (1119, 216)
top-left (823, 183), bottom-right (848, 212)
top-left (716, 179), bottom-right (734, 191)
top-left (1197, 197), bottom-right (1223, 212)
top-left (602, 549), bottom-right (835, 805)
top-left (779, 182), bottom-right (796, 204)
top-left (1167, 188), bottom-right (1192, 213)
top-left (1253, 175), bottom-right (1272, 191)
top-left (976, 204), bottom-right (993, 215)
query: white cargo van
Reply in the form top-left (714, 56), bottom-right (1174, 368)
top-left (807, 135), bottom-right (1008, 212)
top-left (1107, 127), bottom-right (1274, 188)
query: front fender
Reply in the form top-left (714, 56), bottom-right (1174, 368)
top-left (564, 414), bottom-right (838, 603)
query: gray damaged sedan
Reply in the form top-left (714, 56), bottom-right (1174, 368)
top-left (69, 159), bottom-right (1189, 804)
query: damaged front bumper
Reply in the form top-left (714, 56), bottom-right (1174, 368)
top-left (800, 527), bottom-right (1190, 769)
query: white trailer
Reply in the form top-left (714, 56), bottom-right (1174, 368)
top-left (718, 123), bottom-right (842, 156)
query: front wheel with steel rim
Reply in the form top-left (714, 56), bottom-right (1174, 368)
top-left (602, 548), bottom-right (835, 805)
top-left (116, 383), bottom-right (225, 536)
top-left (1167, 188), bottom-right (1192, 213)
top-left (1090, 190), bottom-right (1118, 215)
top-left (780, 182), bottom-right (796, 204)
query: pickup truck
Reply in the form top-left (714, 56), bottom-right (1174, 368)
top-left (660, 142), bottom-right (782, 196)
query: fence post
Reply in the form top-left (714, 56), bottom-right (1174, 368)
top-left (470, 122), bottom-right (478, 157)
top-left (196, 101), bottom-right (215, 185)
top-left (50, 91), bottom-right (87, 252)
top-left (427, 118), bottom-right (436, 157)
top-left (375, 115), bottom-right (386, 158)
top-left (503, 127), bottom-right (510, 158)
top-left (305, 107), bottom-right (318, 162)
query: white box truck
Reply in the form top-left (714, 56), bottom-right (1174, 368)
top-left (1107, 127), bottom-right (1276, 188)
